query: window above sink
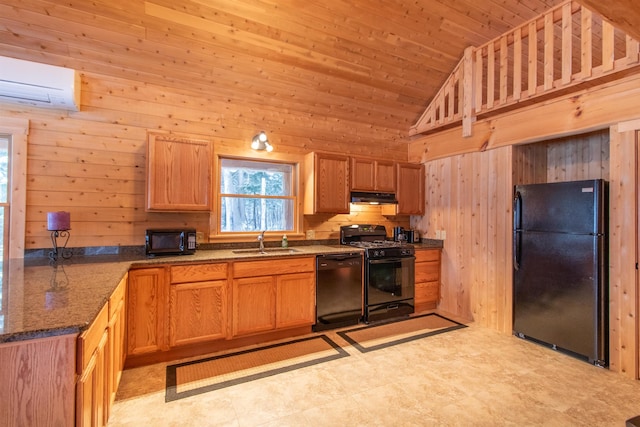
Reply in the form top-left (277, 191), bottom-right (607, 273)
top-left (216, 157), bottom-right (299, 237)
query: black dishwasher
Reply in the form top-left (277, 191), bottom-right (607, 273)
top-left (314, 252), bottom-right (363, 331)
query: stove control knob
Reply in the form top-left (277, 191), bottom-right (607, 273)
top-left (379, 250), bottom-right (385, 257)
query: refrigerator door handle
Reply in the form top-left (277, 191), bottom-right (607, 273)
top-left (513, 191), bottom-right (522, 271)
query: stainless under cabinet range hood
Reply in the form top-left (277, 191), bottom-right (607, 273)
top-left (350, 191), bottom-right (398, 205)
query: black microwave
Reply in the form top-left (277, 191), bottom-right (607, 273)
top-left (145, 228), bottom-right (197, 257)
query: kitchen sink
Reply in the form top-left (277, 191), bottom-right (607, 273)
top-left (232, 247), bottom-right (301, 254)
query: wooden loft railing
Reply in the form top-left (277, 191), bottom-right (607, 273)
top-left (410, 0), bottom-right (640, 138)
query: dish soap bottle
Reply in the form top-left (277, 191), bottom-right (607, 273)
top-left (281, 234), bottom-right (288, 248)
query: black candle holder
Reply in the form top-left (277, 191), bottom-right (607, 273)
top-left (49, 230), bottom-right (72, 261)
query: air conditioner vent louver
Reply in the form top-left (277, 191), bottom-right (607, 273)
top-left (0, 56), bottom-right (80, 111)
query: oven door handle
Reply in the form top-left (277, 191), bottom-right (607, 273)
top-left (368, 256), bottom-right (415, 264)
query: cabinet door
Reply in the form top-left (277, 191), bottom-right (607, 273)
top-left (374, 160), bottom-right (396, 192)
top-left (351, 157), bottom-right (376, 191)
top-left (127, 268), bottom-right (167, 356)
top-left (76, 331), bottom-right (108, 427)
top-left (106, 293), bottom-right (125, 412)
top-left (146, 133), bottom-right (212, 211)
top-left (276, 272), bottom-right (316, 329)
top-left (232, 276), bottom-right (276, 337)
top-left (396, 163), bottom-right (425, 215)
top-left (351, 158), bottom-right (396, 192)
top-left (169, 280), bottom-right (228, 346)
top-left (305, 153), bottom-right (350, 214)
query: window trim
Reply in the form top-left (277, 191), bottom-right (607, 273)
top-left (211, 153), bottom-right (302, 240)
top-left (0, 118), bottom-right (27, 259)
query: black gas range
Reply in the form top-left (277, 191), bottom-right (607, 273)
top-left (340, 225), bottom-right (415, 322)
top-left (340, 224), bottom-right (415, 257)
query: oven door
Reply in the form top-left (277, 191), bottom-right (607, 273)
top-left (366, 256), bottom-right (415, 306)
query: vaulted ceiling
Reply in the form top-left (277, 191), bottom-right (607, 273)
top-left (0, 0), bottom-right (639, 142)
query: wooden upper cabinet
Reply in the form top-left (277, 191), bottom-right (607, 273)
top-left (146, 133), bottom-right (212, 211)
top-left (351, 157), bottom-right (396, 192)
top-left (396, 163), bottom-right (425, 215)
top-left (304, 152), bottom-right (350, 214)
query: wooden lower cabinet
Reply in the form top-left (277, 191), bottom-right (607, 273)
top-left (168, 263), bottom-right (228, 347)
top-left (77, 330), bottom-right (108, 427)
top-left (414, 249), bottom-right (441, 312)
top-left (127, 267), bottom-right (167, 356)
top-left (276, 272), bottom-right (316, 329)
top-left (76, 275), bottom-right (127, 427)
top-left (106, 275), bottom-right (127, 413)
top-left (125, 258), bottom-right (316, 363)
top-left (169, 280), bottom-right (228, 346)
top-left (232, 276), bottom-right (277, 336)
top-left (232, 257), bottom-right (316, 338)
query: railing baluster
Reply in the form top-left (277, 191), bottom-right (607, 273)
top-left (602, 20), bottom-right (615, 71)
top-left (500, 36), bottom-right (508, 104)
top-left (463, 46), bottom-right (474, 137)
top-left (474, 48), bottom-right (484, 112)
top-left (513, 28), bottom-right (522, 101)
top-left (581, 7), bottom-right (593, 79)
top-left (528, 21), bottom-right (538, 96)
top-left (561, 2), bottom-right (572, 84)
top-left (544, 13), bottom-right (554, 90)
top-left (487, 42), bottom-right (495, 108)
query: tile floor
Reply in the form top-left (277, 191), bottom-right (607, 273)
top-left (108, 320), bottom-right (640, 426)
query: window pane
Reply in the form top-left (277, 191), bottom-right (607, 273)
top-left (220, 197), bottom-right (294, 232)
top-left (220, 159), bottom-right (292, 197)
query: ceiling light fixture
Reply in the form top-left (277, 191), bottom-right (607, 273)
top-left (251, 131), bottom-right (273, 152)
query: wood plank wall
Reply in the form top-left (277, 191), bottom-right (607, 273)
top-left (417, 146), bottom-right (513, 331)
top-left (608, 125), bottom-right (638, 377)
top-left (1, 72), bottom-right (409, 249)
top-left (419, 130), bottom-right (609, 331)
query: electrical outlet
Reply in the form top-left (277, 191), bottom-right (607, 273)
top-left (441, 230), bottom-right (446, 240)
top-left (435, 230), bottom-right (441, 239)
top-left (196, 232), bottom-right (205, 243)
top-left (306, 230), bottom-right (315, 239)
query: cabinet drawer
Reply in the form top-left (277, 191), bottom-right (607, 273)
top-left (233, 257), bottom-right (314, 278)
top-left (171, 263), bottom-right (228, 283)
top-left (415, 249), bottom-right (440, 263)
top-left (415, 261), bottom-right (440, 283)
top-left (77, 303), bottom-right (108, 374)
top-left (415, 281), bottom-right (439, 303)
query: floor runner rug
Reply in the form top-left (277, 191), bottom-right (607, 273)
top-left (337, 313), bottom-right (466, 353)
top-left (165, 335), bottom-right (348, 402)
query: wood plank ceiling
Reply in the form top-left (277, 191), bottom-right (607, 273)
top-left (2, 0), bottom-right (637, 142)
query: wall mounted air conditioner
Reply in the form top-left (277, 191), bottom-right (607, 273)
top-left (0, 56), bottom-right (80, 111)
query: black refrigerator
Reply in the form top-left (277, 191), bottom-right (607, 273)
top-left (513, 179), bottom-right (608, 366)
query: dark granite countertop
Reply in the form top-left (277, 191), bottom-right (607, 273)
top-left (0, 245), bottom-right (361, 343)
top-left (1, 239), bottom-right (443, 344)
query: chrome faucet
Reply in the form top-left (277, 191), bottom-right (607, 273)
top-left (257, 230), bottom-right (266, 253)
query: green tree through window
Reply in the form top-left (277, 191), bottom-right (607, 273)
top-left (220, 158), bottom-right (295, 233)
